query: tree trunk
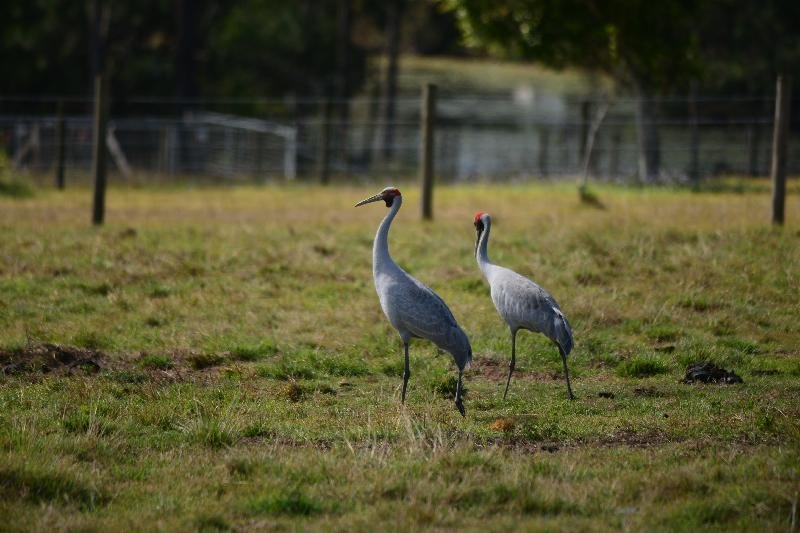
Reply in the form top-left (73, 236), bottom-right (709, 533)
top-left (381, 0), bottom-right (404, 161)
top-left (335, 0), bottom-right (351, 171)
top-left (175, 0), bottom-right (196, 175)
top-left (175, 0), bottom-right (197, 101)
top-left (635, 89), bottom-right (660, 182)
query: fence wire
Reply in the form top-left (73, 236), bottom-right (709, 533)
top-left (1, 94), bottom-right (796, 184)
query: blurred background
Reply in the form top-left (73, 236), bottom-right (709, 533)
top-left (1, 0), bottom-right (798, 186)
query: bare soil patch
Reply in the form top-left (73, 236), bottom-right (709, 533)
top-left (469, 358), bottom-right (562, 382)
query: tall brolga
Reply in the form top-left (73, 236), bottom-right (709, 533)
top-left (473, 211), bottom-right (575, 400)
top-left (355, 187), bottom-right (472, 416)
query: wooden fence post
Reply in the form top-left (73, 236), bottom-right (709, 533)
top-left (771, 75), bottom-right (791, 225)
top-left (55, 100), bottom-right (66, 190)
top-left (92, 74), bottom-right (109, 225)
top-left (420, 83), bottom-right (436, 220)
top-left (688, 81), bottom-right (700, 190)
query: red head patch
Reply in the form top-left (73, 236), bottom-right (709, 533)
top-left (474, 211), bottom-right (487, 222)
top-left (389, 188), bottom-right (401, 196)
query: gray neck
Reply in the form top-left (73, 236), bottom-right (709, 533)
top-left (476, 217), bottom-right (492, 275)
top-left (374, 196), bottom-right (402, 271)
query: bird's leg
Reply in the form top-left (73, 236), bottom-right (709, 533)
top-left (503, 329), bottom-right (517, 400)
top-left (559, 346), bottom-right (575, 400)
top-left (401, 341), bottom-right (410, 404)
top-left (455, 369), bottom-right (466, 417)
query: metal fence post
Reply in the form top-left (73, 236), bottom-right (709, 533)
top-left (420, 83), bottom-right (436, 221)
top-left (771, 75), bottom-right (791, 225)
top-left (92, 74), bottom-right (109, 225)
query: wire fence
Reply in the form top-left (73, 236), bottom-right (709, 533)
top-left (1, 93), bottom-right (797, 185)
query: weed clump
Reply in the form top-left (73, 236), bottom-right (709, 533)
top-left (0, 466), bottom-right (105, 509)
top-left (139, 354), bottom-right (173, 370)
top-left (279, 382), bottom-right (304, 402)
top-left (434, 374), bottom-right (467, 399)
top-left (195, 514), bottom-right (232, 532)
top-left (229, 340), bottom-right (278, 361)
top-left (189, 353), bottom-right (225, 370)
top-left (617, 355), bottom-right (669, 378)
top-left (245, 489), bottom-right (322, 516)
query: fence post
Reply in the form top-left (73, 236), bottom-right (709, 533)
top-left (688, 81), bottom-right (700, 189)
top-left (91, 74), bottom-right (109, 226)
top-left (55, 100), bottom-right (66, 190)
top-left (538, 127), bottom-right (549, 177)
top-left (771, 75), bottom-right (791, 225)
top-left (579, 100), bottom-right (591, 166)
top-left (420, 83), bottom-right (436, 220)
top-left (319, 94), bottom-right (332, 185)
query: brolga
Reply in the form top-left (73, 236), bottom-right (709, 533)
top-left (355, 187), bottom-right (472, 416)
top-left (473, 211), bottom-right (575, 400)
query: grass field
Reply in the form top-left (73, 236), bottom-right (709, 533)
top-left (1, 182), bottom-right (799, 530)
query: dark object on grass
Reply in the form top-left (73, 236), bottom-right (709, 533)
top-left (682, 362), bottom-right (743, 384)
top-left (598, 391), bottom-right (615, 399)
top-left (0, 343), bottom-right (103, 375)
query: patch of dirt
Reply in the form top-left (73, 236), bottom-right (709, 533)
top-left (682, 362), bottom-right (743, 384)
top-left (0, 343), bottom-right (105, 376)
top-left (469, 358), bottom-right (562, 382)
top-left (0, 344), bottom-right (234, 385)
top-left (633, 387), bottom-right (663, 397)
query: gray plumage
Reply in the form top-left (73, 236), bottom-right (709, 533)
top-left (474, 211), bottom-right (575, 400)
top-left (356, 187), bottom-right (471, 416)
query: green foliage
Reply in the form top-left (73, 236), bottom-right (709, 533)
top-left (0, 467), bottom-right (105, 510)
top-left (0, 180), bottom-right (34, 198)
top-left (245, 490), bottom-right (323, 516)
top-left (189, 353), bottom-right (225, 370)
top-left (617, 355), bottom-right (669, 378)
top-left (447, 0), bottom-right (703, 90)
top-left (229, 340), bottom-right (278, 361)
top-left (0, 152), bottom-right (34, 198)
top-left (447, 1), bottom-right (800, 93)
top-left (139, 354), bottom-right (173, 370)
top-left (71, 330), bottom-right (112, 350)
top-left (433, 374), bottom-right (467, 399)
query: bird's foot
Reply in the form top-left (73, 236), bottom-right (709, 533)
top-left (455, 398), bottom-right (466, 417)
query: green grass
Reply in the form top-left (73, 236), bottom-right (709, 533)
top-left (0, 182), bottom-right (798, 530)
top-left (616, 354), bottom-right (670, 378)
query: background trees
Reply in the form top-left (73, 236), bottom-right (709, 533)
top-left (446, 0), bottom-right (800, 181)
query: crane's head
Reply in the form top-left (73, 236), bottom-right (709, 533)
top-left (355, 187), bottom-right (402, 208)
top-left (473, 211), bottom-right (489, 235)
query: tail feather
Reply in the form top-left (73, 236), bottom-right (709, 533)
top-left (553, 308), bottom-right (574, 357)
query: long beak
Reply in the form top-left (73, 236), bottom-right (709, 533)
top-left (354, 193), bottom-right (383, 207)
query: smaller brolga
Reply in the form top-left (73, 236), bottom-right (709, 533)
top-left (356, 187), bottom-right (472, 416)
top-left (473, 211), bottom-right (575, 400)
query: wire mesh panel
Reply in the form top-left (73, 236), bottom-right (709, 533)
top-left (0, 94), bottom-right (795, 184)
